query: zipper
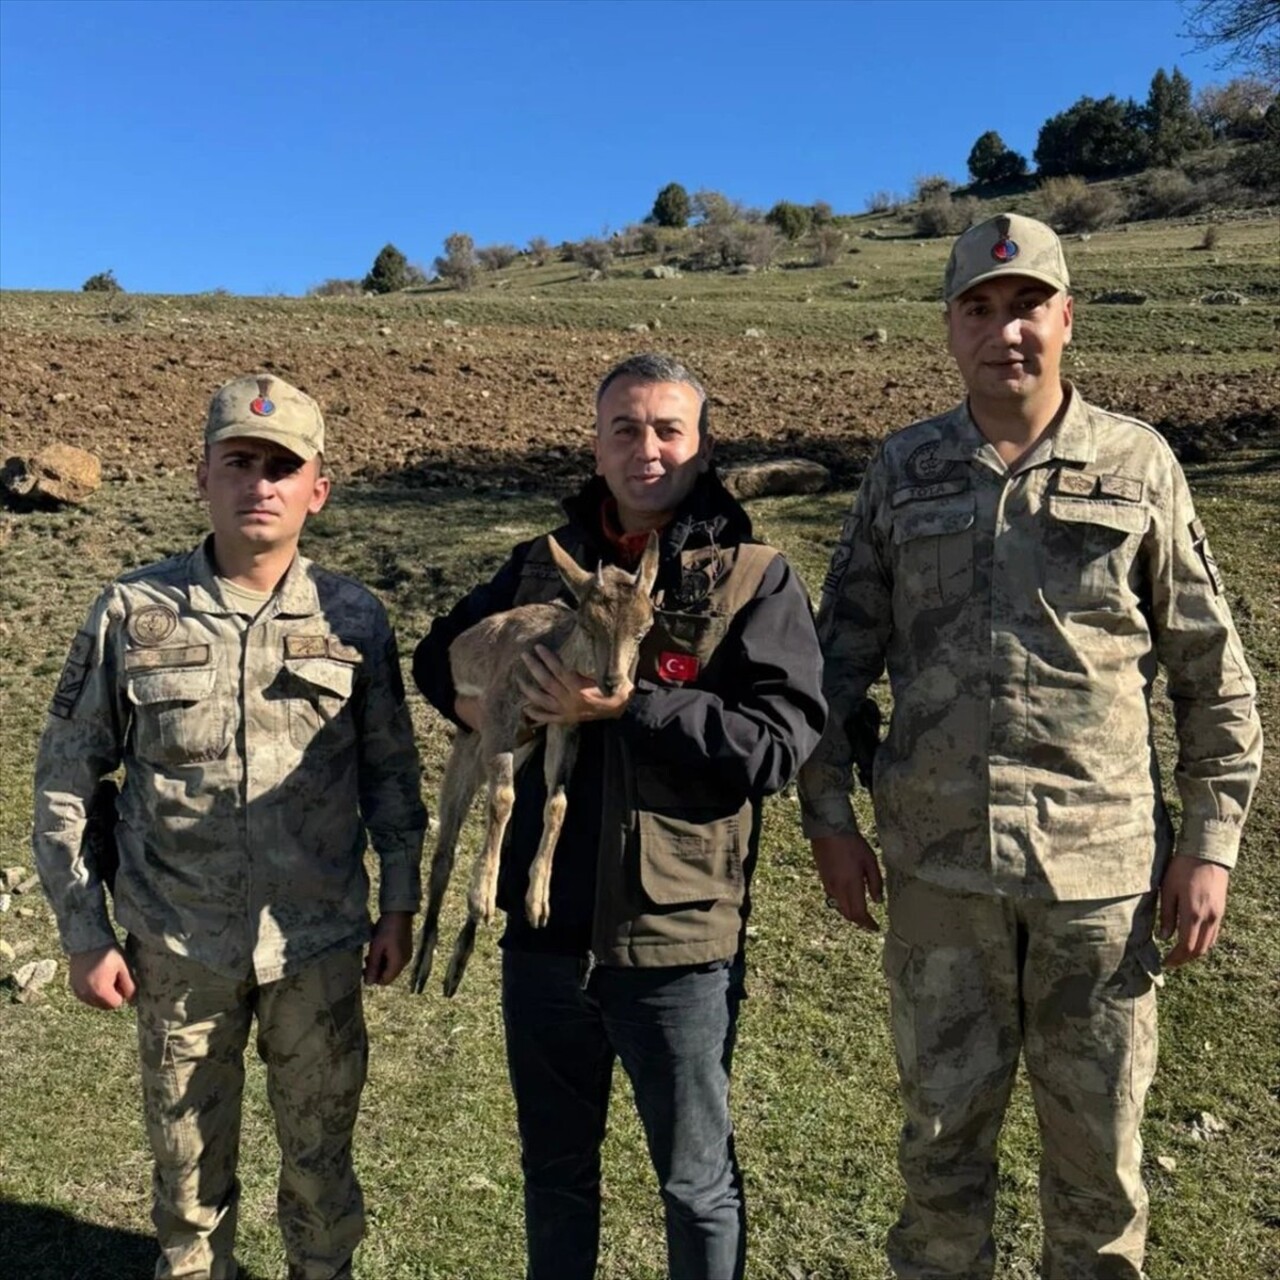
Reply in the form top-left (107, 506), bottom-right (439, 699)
top-left (580, 949), bottom-right (597, 990)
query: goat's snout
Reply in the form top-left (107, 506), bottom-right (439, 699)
top-left (599, 674), bottom-right (619, 697)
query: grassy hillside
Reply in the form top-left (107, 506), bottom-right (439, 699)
top-left (1, 202), bottom-right (1277, 1279)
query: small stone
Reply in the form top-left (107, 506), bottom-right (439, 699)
top-left (1200, 289), bottom-right (1248, 306)
top-left (865, 328), bottom-right (888, 345)
top-left (442, 318), bottom-right (460, 329)
top-left (378, 325), bottom-right (393, 336)
top-left (13, 957), bottom-right (57, 997)
top-left (1188, 1110), bottom-right (1229, 1141)
top-left (0, 893), bottom-right (10, 914)
top-left (15, 907), bottom-right (33, 919)
top-left (50, 391), bottom-right (76, 404)
top-left (14, 875), bottom-right (40, 895)
top-left (744, 328), bottom-right (766, 339)
top-left (0, 939), bottom-right (15, 964)
top-left (1157, 1155), bottom-right (1178, 1172)
top-left (1090, 289), bottom-right (1148, 305)
top-left (625, 322), bottom-right (650, 334)
top-left (90, 403), bottom-right (112, 416)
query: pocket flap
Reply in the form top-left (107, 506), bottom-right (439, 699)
top-left (893, 503), bottom-right (975, 544)
top-left (637, 808), bottom-right (745, 907)
top-left (285, 658), bottom-right (356, 700)
top-left (126, 664), bottom-right (218, 706)
top-left (1047, 494), bottom-right (1150, 535)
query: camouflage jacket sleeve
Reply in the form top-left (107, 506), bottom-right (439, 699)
top-left (797, 454), bottom-right (892, 838)
top-left (1147, 458), bottom-right (1263, 869)
top-left (357, 609), bottom-right (428, 914)
top-left (31, 589), bottom-right (127, 954)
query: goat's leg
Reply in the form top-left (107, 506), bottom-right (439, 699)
top-left (525, 726), bottom-right (578, 928)
top-left (409, 733), bottom-right (481, 995)
top-left (444, 750), bottom-right (516, 996)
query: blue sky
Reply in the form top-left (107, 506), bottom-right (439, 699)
top-left (0, 0), bottom-right (1248, 295)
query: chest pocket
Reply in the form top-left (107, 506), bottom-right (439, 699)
top-left (640, 610), bottom-right (730, 685)
top-left (1043, 496), bottom-right (1149, 610)
top-left (126, 664), bottom-right (231, 767)
top-left (284, 657), bottom-right (358, 751)
top-left (892, 496), bottom-right (976, 610)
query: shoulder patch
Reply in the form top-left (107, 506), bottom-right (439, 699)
top-left (50, 632), bottom-right (95, 719)
top-left (127, 604), bottom-right (179, 647)
top-left (904, 441), bottom-right (960, 485)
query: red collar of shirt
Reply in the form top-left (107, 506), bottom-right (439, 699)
top-left (600, 497), bottom-right (669, 569)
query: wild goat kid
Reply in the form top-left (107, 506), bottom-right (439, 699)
top-left (410, 532), bottom-right (661, 996)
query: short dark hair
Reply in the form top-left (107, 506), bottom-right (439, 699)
top-left (595, 352), bottom-right (710, 437)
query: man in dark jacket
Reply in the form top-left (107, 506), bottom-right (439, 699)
top-left (413, 352), bottom-right (826, 1280)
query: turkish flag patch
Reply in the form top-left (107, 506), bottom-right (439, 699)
top-left (658, 651), bottom-right (701, 684)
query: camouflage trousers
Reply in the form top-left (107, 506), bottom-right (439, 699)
top-left (129, 940), bottom-right (369, 1280)
top-left (882, 875), bottom-right (1161, 1280)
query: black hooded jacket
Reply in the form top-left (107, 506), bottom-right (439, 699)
top-left (412, 472), bottom-right (826, 965)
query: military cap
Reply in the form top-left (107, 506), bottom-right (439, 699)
top-left (944, 212), bottom-right (1070, 303)
top-left (205, 373), bottom-right (325, 460)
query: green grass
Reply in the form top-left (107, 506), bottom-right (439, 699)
top-left (1, 450), bottom-right (1277, 1278)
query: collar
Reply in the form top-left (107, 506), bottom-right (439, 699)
top-left (186, 536), bottom-right (321, 618)
top-left (941, 382), bottom-right (1096, 470)
top-left (599, 496), bottom-right (669, 569)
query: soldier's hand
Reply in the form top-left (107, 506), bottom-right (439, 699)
top-left (811, 833), bottom-right (883, 932)
top-left (1159, 855), bottom-right (1229, 968)
top-left (364, 911), bottom-right (415, 985)
top-left (69, 944), bottom-right (137, 1010)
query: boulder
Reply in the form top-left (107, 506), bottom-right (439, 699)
top-left (721, 458), bottom-right (830, 500)
top-left (1200, 289), bottom-right (1248, 306)
top-left (644, 264), bottom-right (682, 280)
top-left (1, 443), bottom-right (102, 506)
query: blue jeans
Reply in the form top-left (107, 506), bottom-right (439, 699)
top-left (501, 950), bottom-right (747, 1280)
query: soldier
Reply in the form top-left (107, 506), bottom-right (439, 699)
top-left (413, 353), bottom-right (826, 1280)
top-left (32, 374), bottom-right (427, 1280)
top-left (799, 214), bottom-right (1263, 1279)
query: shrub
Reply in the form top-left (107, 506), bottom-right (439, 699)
top-left (362, 243), bottom-right (409, 294)
top-left (82, 269), bottom-right (121, 293)
top-left (651, 182), bottom-right (691, 228)
top-left (1037, 176), bottom-right (1124, 233)
top-left (637, 224), bottom-right (663, 254)
top-left (1130, 168), bottom-right (1200, 219)
top-left (1231, 100), bottom-right (1280, 193)
top-left (812, 225), bottom-right (846, 266)
top-left (967, 130), bottom-right (1029, 184)
top-left (434, 232), bottom-right (478, 291)
top-left (914, 194), bottom-right (979, 237)
top-left (527, 236), bottom-right (551, 265)
top-left (765, 200), bottom-right (812, 241)
top-left (691, 189), bottom-right (740, 226)
top-left (864, 190), bottom-right (901, 213)
top-left (308, 278), bottom-right (362, 297)
top-left (913, 174), bottom-right (953, 202)
top-left (1199, 224), bottom-right (1221, 250)
top-left (476, 243), bottom-right (519, 272)
top-left (809, 200), bottom-right (835, 226)
top-left (575, 237), bottom-right (614, 274)
top-left (731, 223), bottom-right (781, 270)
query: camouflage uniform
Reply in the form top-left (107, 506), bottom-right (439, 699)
top-left (799, 387), bottom-right (1262, 1278)
top-left (33, 538), bottom-right (426, 1280)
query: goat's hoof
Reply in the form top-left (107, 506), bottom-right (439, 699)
top-left (525, 899), bottom-right (551, 929)
top-left (408, 932), bottom-right (438, 995)
top-left (442, 957), bottom-right (466, 998)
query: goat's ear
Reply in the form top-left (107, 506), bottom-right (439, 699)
top-left (635, 532), bottom-right (661, 598)
top-left (547, 535), bottom-right (593, 600)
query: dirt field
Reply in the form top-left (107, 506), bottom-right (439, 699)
top-left (2, 299), bottom-right (1280, 494)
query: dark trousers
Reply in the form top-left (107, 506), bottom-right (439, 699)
top-left (501, 950), bottom-right (747, 1280)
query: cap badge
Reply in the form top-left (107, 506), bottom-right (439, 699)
top-left (992, 237), bottom-right (1019, 263)
top-left (249, 376), bottom-right (275, 417)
